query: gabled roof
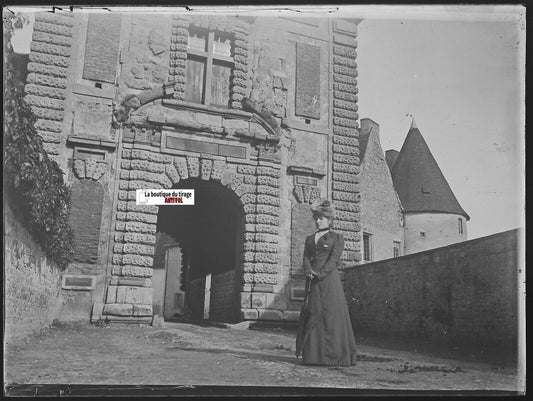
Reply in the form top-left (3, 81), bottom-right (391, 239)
top-left (391, 120), bottom-right (470, 220)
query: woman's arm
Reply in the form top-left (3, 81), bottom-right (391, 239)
top-left (303, 236), bottom-right (313, 275)
top-left (316, 234), bottom-right (344, 280)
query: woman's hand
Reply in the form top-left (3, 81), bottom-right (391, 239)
top-left (306, 272), bottom-right (318, 280)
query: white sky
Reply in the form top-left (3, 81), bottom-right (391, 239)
top-left (8, 5), bottom-right (525, 240)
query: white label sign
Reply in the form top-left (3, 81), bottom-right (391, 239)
top-left (136, 189), bottom-right (195, 206)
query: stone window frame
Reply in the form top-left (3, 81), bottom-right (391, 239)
top-left (185, 25), bottom-right (235, 107)
top-left (362, 231), bottom-right (373, 262)
top-left (458, 217), bottom-right (464, 234)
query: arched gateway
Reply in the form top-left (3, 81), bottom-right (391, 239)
top-left (96, 99), bottom-right (285, 324)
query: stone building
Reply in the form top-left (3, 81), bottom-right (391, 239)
top-left (359, 118), bottom-right (469, 261)
top-left (387, 119), bottom-right (470, 255)
top-left (22, 11), bottom-right (363, 324)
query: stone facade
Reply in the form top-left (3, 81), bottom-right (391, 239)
top-left (359, 118), bottom-right (404, 261)
top-left (343, 229), bottom-right (521, 354)
top-left (23, 11), bottom-right (362, 324)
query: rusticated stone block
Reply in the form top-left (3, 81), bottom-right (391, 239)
top-left (34, 118), bottom-right (63, 132)
top-left (243, 251), bottom-right (255, 263)
top-left (333, 44), bottom-right (356, 58)
top-left (256, 214), bottom-right (279, 226)
top-left (92, 162), bottom-right (106, 180)
top-left (251, 293), bottom-right (266, 308)
top-left (333, 153), bottom-right (359, 165)
top-left (333, 162), bottom-right (360, 174)
top-left (29, 52), bottom-right (69, 68)
top-left (240, 308), bottom-right (258, 320)
top-left (125, 222), bottom-right (157, 234)
top-left (200, 158), bottom-right (213, 180)
top-left (256, 204), bottom-right (278, 216)
top-left (335, 210), bottom-right (360, 222)
top-left (255, 253), bottom-right (279, 264)
top-left (103, 303), bottom-right (133, 316)
top-left (35, 12), bottom-right (73, 27)
top-left (133, 304), bottom-right (153, 317)
top-left (344, 241), bottom-right (360, 252)
top-left (121, 265), bottom-right (153, 278)
top-left (333, 126), bottom-right (359, 137)
top-left (256, 166), bottom-right (280, 178)
top-left (255, 243), bottom-right (278, 253)
top-left (126, 212), bottom-right (158, 224)
top-left (257, 185), bottom-right (280, 197)
top-left (334, 99), bottom-right (359, 113)
top-left (25, 84), bottom-right (65, 100)
top-left (126, 202), bottom-right (158, 214)
top-left (115, 232), bottom-right (125, 242)
top-left (131, 149), bottom-right (150, 160)
top-left (32, 30), bottom-right (72, 46)
top-left (243, 273), bottom-right (254, 284)
top-left (333, 171), bottom-right (360, 183)
top-left (333, 117), bottom-right (358, 129)
top-left (220, 168), bottom-right (235, 186)
top-left (210, 160), bottom-right (225, 181)
top-left (42, 143), bottom-right (60, 155)
top-left (27, 62), bottom-right (68, 78)
top-left (253, 273), bottom-right (278, 284)
top-left (245, 215), bottom-right (256, 224)
top-left (174, 157), bottom-right (189, 180)
top-left (333, 221), bottom-right (361, 232)
top-left (243, 262), bottom-right (255, 273)
top-left (333, 108), bottom-right (359, 120)
top-left (30, 41), bottom-right (71, 56)
top-left (243, 242), bottom-right (255, 252)
top-left (116, 286), bottom-right (152, 304)
top-left (332, 191), bottom-right (357, 202)
top-left (118, 191), bottom-right (136, 201)
top-left (240, 292), bottom-right (252, 308)
top-left (113, 244), bottom-right (125, 253)
top-left (333, 182), bottom-right (360, 193)
top-left (255, 233), bottom-right (278, 243)
top-left (253, 263), bottom-right (278, 274)
top-left (240, 194), bottom-right (257, 205)
top-left (257, 309), bottom-right (282, 321)
top-left (124, 233), bottom-right (156, 245)
top-left (187, 156), bottom-right (199, 178)
top-left (234, 183), bottom-right (255, 197)
top-left (121, 254), bottom-right (153, 267)
top-left (334, 55), bottom-right (357, 68)
top-left (229, 174), bottom-right (244, 191)
top-left (121, 160), bottom-right (131, 170)
top-left (237, 165), bottom-right (256, 175)
top-left (130, 160), bottom-right (166, 173)
top-left (123, 243), bottom-right (155, 256)
top-left (165, 163), bottom-right (180, 184)
top-left (333, 135), bottom-right (359, 147)
top-left (333, 64), bottom-right (358, 77)
top-left (243, 204), bottom-right (256, 214)
top-left (334, 91), bottom-right (358, 103)
top-left (255, 224), bottom-right (279, 234)
top-left (334, 82), bottom-right (359, 95)
top-left (336, 230), bottom-right (360, 242)
top-left (257, 176), bottom-right (279, 187)
top-left (73, 159), bottom-right (85, 178)
top-left (115, 222), bottom-right (126, 231)
top-left (256, 195), bottom-right (279, 206)
top-left (27, 74), bottom-right (68, 92)
top-left (243, 175), bottom-right (257, 185)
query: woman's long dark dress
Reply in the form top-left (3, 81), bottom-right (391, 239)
top-left (299, 230), bottom-right (357, 366)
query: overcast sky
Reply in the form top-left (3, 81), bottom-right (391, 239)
top-left (9, 5), bottom-right (525, 240)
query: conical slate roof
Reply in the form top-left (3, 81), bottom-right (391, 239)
top-left (391, 120), bottom-right (470, 220)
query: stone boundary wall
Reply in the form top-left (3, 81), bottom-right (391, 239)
top-left (25, 12), bottom-right (73, 165)
top-left (4, 204), bottom-right (64, 344)
top-left (343, 229), bottom-right (521, 350)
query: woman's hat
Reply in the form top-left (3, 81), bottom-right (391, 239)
top-left (311, 199), bottom-right (335, 219)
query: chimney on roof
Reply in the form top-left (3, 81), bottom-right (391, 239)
top-left (385, 149), bottom-right (400, 172)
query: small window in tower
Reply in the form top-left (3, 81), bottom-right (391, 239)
top-left (421, 186), bottom-right (431, 194)
top-left (458, 218), bottom-right (464, 234)
top-left (363, 232), bottom-right (373, 262)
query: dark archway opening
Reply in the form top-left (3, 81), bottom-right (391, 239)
top-left (156, 178), bottom-right (244, 323)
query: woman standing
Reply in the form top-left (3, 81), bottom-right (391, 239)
top-left (297, 200), bottom-right (357, 366)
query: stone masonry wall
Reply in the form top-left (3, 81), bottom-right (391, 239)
top-left (343, 229), bottom-right (521, 350)
top-left (25, 12), bottom-right (74, 165)
top-left (4, 204), bottom-right (64, 344)
top-left (330, 20), bottom-right (362, 265)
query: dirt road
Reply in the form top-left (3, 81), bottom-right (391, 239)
top-left (3, 321), bottom-right (523, 395)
